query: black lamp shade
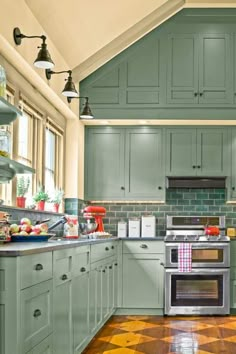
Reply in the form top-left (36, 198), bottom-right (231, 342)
top-left (34, 43), bottom-right (54, 69)
top-left (62, 76), bottom-right (78, 97)
top-left (80, 99), bottom-right (94, 119)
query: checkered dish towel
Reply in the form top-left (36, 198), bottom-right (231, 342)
top-left (178, 243), bottom-right (192, 272)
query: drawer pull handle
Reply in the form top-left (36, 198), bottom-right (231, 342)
top-left (33, 309), bottom-right (41, 318)
top-left (109, 265), bottom-right (113, 269)
top-left (105, 247), bottom-right (109, 251)
top-left (80, 267), bottom-right (86, 272)
top-left (140, 244), bottom-right (148, 248)
top-left (111, 246), bottom-right (114, 249)
top-left (35, 263), bottom-right (43, 271)
top-left (61, 274), bottom-right (68, 280)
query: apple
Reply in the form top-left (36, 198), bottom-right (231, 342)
top-left (10, 223), bottom-right (20, 234)
top-left (21, 224), bottom-right (32, 233)
top-left (38, 223), bottom-right (48, 233)
top-left (39, 231), bottom-right (48, 235)
top-left (19, 231), bottom-right (28, 235)
top-left (20, 217), bottom-right (31, 226)
top-left (31, 225), bottom-right (41, 235)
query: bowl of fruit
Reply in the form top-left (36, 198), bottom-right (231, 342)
top-left (10, 217), bottom-right (55, 242)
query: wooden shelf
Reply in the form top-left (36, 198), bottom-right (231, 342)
top-left (0, 96), bottom-right (22, 124)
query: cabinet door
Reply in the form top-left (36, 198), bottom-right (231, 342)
top-left (89, 265), bottom-right (102, 334)
top-left (199, 33), bottom-right (231, 104)
top-left (53, 250), bottom-right (73, 354)
top-left (73, 271), bottom-right (90, 353)
top-left (196, 128), bottom-right (228, 176)
top-left (125, 128), bottom-right (165, 199)
top-left (229, 128), bottom-right (236, 199)
top-left (167, 34), bottom-right (198, 104)
top-left (85, 128), bottom-right (125, 200)
top-left (27, 335), bottom-right (53, 354)
top-left (101, 265), bottom-right (109, 321)
top-left (166, 128), bottom-right (197, 176)
top-left (122, 254), bottom-right (164, 308)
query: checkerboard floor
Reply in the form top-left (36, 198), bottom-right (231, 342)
top-left (82, 315), bottom-right (236, 354)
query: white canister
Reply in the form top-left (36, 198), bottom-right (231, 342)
top-left (128, 218), bottom-right (140, 238)
top-left (118, 221), bottom-right (127, 238)
top-left (141, 215), bottom-right (156, 238)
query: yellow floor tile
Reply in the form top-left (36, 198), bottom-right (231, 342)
top-left (110, 320), bottom-right (159, 332)
top-left (100, 332), bottom-right (156, 347)
top-left (104, 349), bottom-right (144, 354)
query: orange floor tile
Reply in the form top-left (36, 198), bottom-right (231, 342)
top-left (82, 315), bottom-right (236, 354)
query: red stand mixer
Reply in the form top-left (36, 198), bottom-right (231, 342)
top-left (83, 206), bottom-right (106, 232)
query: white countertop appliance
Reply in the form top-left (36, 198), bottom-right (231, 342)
top-left (164, 215), bottom-right (230, 316)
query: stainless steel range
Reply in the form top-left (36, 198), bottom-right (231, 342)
top-left (164, 216), bottom-right (230, 316)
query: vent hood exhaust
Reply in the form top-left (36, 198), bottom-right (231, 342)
top-left (167, 177), bottom-right (226, 189)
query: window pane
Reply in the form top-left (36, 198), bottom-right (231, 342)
top-left (18, 114), bottom-right (29, 159)
top-left (45, 129), bottom-right (55, 191)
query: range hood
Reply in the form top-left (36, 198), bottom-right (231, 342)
top-left (167, 177), bottom-right (226, 189)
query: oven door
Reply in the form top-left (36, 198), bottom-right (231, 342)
top-left (165, 242), bottom-right (229, 268)
top-left (165, 268), bottom-right (230, 315)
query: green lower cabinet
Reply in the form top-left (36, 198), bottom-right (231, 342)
top-left (122, 253), bottom-right (164, 308)
top-left (26, 336), bottom-right (53, 354)
top-left (89, 264), bottom-right (102, 334)
top-left (73, 271), bottom-right (90, 353)
top-left (230, 280), bottom-right (236, 311)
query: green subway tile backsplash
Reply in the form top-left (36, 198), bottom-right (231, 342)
top-left (88, 188), bottom-right (233, 237)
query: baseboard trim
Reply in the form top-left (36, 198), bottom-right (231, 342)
top-left (115, 308), bottom-right (164, 315)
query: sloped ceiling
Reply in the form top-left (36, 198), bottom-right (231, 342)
top-left (25, 0), bottom-right (236, 83)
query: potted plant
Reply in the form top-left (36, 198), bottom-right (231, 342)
top-left (49, 188), bottom-right (64, 212)
top-left (16, 176), bottom-right (30, 208)
top-left (33, 186), bottom-right (49, 211)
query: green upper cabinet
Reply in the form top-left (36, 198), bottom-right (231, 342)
top-left (85, 128), bottom-right (125, 200)
top-left (85, 127), bottom-right (165, 201)
top-left (167, 33), bottom-right (231, 105)
top-left (125, 128), bottom-right (164, 199)
top-left (166, 127), bottom-right (228, 176)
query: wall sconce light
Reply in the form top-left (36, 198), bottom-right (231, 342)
top-left (45, 69), bottom-right (78, 97)
top-left (13, 27), bottom-right (54, 69)
top-left (67, 96), bottom-right (94, 119)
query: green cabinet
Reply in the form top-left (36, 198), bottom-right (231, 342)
top-left (166, 127), bottom-right (228, 176)
top-left (228, 128), bottom-right (236, 200)
top-left (27, 336), bottom-right (53, 354)
top-left (167, 33), bottom-right (231, 105)
top-left (122, 241), bottom-right (164, 310)
top-left (53, 249), bottom-right (73, 354)
top-left (85, 127), bottom-right (165, 201)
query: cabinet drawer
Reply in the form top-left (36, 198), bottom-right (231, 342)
top-left (123, 240), bottom-right (164, 254)
top-left (73, 245), bottom-right (90, 276)
top-left (53, 249), bottom-right (73, 286)
top-left (21, 280), bottom-right (53, 353)
top-left (91, 242), bottom-right (117, 263)
top-left (26, 335), bottom-right (53, 354)
top-left (20, 252), bottom-right (52, 289)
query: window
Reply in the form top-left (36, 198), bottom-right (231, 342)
top-left (44, 118), bottom-right (64, 195)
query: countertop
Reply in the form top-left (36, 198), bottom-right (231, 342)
top-left (0, 236), bottom-right (164, 256)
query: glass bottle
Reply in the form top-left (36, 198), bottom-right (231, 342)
top-left (0, 65), bottom-right (6, 98)
top-left (0, 127), bottom-right (11, 157)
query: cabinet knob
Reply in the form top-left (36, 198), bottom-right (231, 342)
top-left (199, 92), bottom-right (203, 97)
top-left (35, 263), bottom-right (43, 271)
top-left (102, 269), bottom-right (106, 273)
top-left (192, 166), bottom-right (196, 169)
top-left (158, 186), bottom-right (162, 190)
top-left (61, 274), bottom-right (68, 280)
top-left (114, 263), bottom-right (118, 266)
top-left (80, 267), bottom-right (86, 272)
top-left (105, 247), bottom-right (109, 251)
top-left (111, 245), bottom-right (114, 249)
top-left (121, 186), bottom-right (125, 190)
top-left (33, 309), bottom-right (41, 318)
top-left (232, 187), bottom-right (235, 191)
top-left (194, 92), bottom-right (198, 97)
top-left (109, 265), bottom-right (113, 269)
top-left (160, 262), bottom-right (165, 267)
top-left (197, 165), bottom-right (201, 169)
top-left (140, 244), bottom-right (148, 248)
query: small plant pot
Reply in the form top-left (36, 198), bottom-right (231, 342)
top-left (52, 203), bottom-right (60, 213)
top-left (37, 200), bottom-right (45, 211)
top-left (16, 196), bottom-right (26, 208)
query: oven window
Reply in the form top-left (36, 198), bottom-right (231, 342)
top-left (171, 249), bottom-right (224, 263)
top-left (171, 275), bottom-right (223, 307)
